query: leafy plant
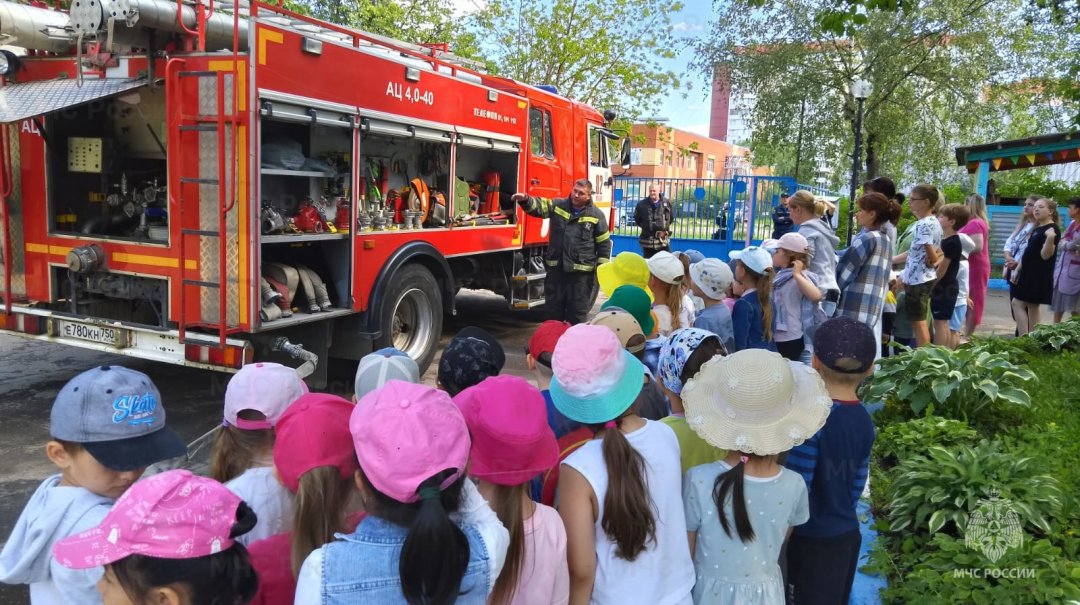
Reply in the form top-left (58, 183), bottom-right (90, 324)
top-left (876, 535), bottom-right (1080, 604)
top-left (885, 442), bottom-right (1064, 536)
top-left (1026, 319), bottom-right (1080, 353)
top-left (860, 345), bottom-right (1035, 421)
top-left (875, 416), bottom-right (979, 467)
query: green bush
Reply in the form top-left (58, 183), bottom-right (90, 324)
top-left (861, 345), bottom-right (1035, 421)
top-left (875, 416), bottom-right (979, 468)
top-left (874, 535), bottom-right (1080, 604)
top-left (884, 442), bottom-right (1064, 536)
top-left (1026, 319), bottom-right (1080, 353)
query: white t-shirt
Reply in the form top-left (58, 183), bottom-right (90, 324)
top-left (902, 216), bottom-right (943, 286)
top-left (562, 420), bottom-right (695, 605)
top-left (225, 466), bottom-right (293, 545)
top-left (653, 296), bottom-right (696, 337)
top-left (957, 259), bottom-right (970, 304)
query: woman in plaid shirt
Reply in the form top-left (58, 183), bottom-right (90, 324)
top-left (836, 193), bottom-right (896, 352)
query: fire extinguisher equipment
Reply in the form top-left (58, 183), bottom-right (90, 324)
top-left (292, 199), bottom-right (324, 233)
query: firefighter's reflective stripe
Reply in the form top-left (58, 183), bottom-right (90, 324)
top-left (553, 206), bottom-right (571, 220)
top-left (594, 231), bottom-right (611, 243)
top-left (547, 259), bottom-right (559, 267)
top-left (579, 216), bottom-right (599, 224)
top-left (571, 263), bottom-right (596, 272)
top-left (598, 257), bottom-right (611, 264)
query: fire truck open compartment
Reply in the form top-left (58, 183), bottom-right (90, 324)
top-left (357, 122), bottom-right (452, 222)
top-left (257, 97), bottom-right (355, 327)
top-left (45, 86), bottom-right (169, 243)
top-left (453, 140), bottom-right (519, 217)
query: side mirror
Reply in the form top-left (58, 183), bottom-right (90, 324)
top-left (619, 138), bottom-right (632, 170)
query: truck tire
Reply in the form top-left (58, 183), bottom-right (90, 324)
top-left (377, 263), bottom-right (442, 374)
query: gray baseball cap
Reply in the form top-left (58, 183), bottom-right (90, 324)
top-left (50, 366), bottom-right (187, 471)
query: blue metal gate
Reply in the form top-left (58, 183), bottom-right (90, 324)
top-left (610, 176), bottom-right (838, 259)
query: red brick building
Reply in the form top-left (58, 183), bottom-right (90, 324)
top-left (626, 124), bottom-right (767, 180)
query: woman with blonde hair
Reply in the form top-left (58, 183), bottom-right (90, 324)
top-left (959, 193), bottom-right (991, 339)
top-left (1011, 198), bottom-right (1061, 335)
top-left (896, 185), bottom-right (943, 347)
top-left (787, 191), bottom-right (839, 315)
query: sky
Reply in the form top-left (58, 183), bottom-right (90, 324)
top-left (655, 0), bottom-right (715, 137)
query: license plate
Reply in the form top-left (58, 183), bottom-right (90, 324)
top-left (60, 321), bottom-right (120, 346)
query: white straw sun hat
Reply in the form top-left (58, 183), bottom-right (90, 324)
top-left (681, 349), bottom-right (833, 455)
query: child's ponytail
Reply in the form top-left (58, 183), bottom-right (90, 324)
top-left (599, 417), bottom-right (656, 561)
top-left (667, 282), bottom-right (685, 330)
top-left (291, 466), bottom-right (355, 576)
top-left (397, 470), bottom-right (470, 605)
top-left (757, 267), bottom-right (775, 342)
top-left (488, 483), bottom-right (528, 605)
top-left (209, 424), bottom-right (275, 483)
top-left (711, 456), bottom-right (756, 543)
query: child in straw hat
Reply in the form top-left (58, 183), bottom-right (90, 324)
top-left (681, 349), bottom-right (833, 604)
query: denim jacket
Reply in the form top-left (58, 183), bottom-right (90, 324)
top-left (306, 516), bottom-right (491, 604)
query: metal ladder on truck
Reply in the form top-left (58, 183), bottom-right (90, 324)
top-left (510, 250), bottom-right (547, 310)
top-left (168, 59), bottom-right (240, 350)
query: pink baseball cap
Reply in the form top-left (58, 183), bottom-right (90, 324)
top-left (273, 393), bottom-right (359, 492)
top-left (777, 232), bottom-right (810, 254)
top-left (453, 375), bottom-right (559, 486)
top-left (224, 362), bottom-right (309, 430)
top-left (351, 380), bottom-right (470, 503)
top-left (53, 470), bottom-right (241, 569)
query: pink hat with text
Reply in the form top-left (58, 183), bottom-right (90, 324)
top-left (352, 380), bottom-right (471, 503)
top-left (224, 362), bottom-right (308, 430)
top-left (53, 470), bottom-right (242, 569)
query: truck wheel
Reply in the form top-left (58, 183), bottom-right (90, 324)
top-left (377, 263), bottom-right (442, 374)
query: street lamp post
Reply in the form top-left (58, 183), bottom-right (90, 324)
top-left (846, 79), bottom-right (872, 244)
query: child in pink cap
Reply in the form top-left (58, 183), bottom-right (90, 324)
top-left (52, 469), bottom-right (258, 605)
top-left (454, 375), bottom-right (568, 605)
top-left (293, 380), bottom-right (509, 605)
top-left (550, 325), bottom-right (694, 605)
top-left (211, 362), bottom-right (307, 545)
top-left (246, 393), bottom-right (362, 605)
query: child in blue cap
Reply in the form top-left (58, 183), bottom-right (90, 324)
top-left (0, 365), bottom-right (186, 604)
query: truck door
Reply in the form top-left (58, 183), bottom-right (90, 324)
top-left (588, 124), bottom-right (616, 226)
top-left (526, 105), bottom-right (561, 200)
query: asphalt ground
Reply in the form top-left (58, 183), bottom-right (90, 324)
top-left (0, 287), bottom-right (1027, 603)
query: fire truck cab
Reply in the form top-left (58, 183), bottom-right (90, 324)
top-left (0, 0), bottom-right (629, 386)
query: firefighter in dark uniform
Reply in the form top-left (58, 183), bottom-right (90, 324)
top-left (512, 178), bottom-right (612, 324)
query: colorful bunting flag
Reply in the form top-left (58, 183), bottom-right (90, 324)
top-left (1046, 152), bottom-right (1056, 162)
top-left (1009, 156), bottom-right (1021, 166)
top-left (992, 158), bottom-right (1002, 170)
top-left (1026, 154), bottom-right (1036, 165)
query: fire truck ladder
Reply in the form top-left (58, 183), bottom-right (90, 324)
top-left (170, 60), bottom-right (241, 350)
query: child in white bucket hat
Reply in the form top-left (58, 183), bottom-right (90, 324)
top-left (680, 348), bottom-right (832, 605)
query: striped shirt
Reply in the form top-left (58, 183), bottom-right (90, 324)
top-left (785, 400), bottom-right (875, 538)
top-left (835, 228), bottom-right (892, 327)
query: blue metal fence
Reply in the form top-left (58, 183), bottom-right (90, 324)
top-left (611, 176), bottom-right (839, 259)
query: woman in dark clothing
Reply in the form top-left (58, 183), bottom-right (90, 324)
top-left (1012, 198), bottom-right (1062, 335)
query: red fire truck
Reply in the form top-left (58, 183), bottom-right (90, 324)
top-left (0, 0), bottom-right (628, 385)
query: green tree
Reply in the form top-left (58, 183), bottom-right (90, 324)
top-left (283, 0), bottom-right (484, 60)
top-left (694, 0), bottom-right (1074, 187)
top-left (469, 0), bottom-right (686, 119)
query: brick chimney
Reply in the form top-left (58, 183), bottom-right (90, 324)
top-left (709, 65), bottom-right (731, 142)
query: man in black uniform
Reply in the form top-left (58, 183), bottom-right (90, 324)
top-left (512, 179), bottom-right (612, 324)
top-left (634, 183), bottom-right (674, 258)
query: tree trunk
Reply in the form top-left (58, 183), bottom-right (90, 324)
top-left (865, 132), bottom-right (881, 181)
